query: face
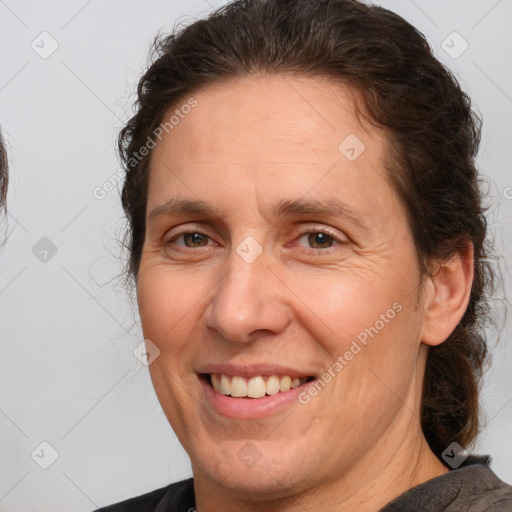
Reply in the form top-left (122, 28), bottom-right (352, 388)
top-left (137, 74), bottom-right (429, 498)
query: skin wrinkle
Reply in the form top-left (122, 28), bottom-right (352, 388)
top-left (136, 74), bottom-right (473, 512)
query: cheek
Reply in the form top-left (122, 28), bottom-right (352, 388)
top-left (289, 269), bottom-right (403, 342)
top-left (298, 272), bottom-right (422, 426)
top-left (289, 261), bottom-right (422, 384)
top-left (136, 268), bottom-right (209, 442)
top-left (136, 268), bottom-right (203, 356)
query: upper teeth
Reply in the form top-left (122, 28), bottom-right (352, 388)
top-left (210, 374), bottom-right (306, 398)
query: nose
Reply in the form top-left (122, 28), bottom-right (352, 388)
top-left (203, 247), bottom-right (291, 344)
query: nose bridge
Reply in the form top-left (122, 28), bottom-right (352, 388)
top-left (205, 245), bottom-right (289, 343)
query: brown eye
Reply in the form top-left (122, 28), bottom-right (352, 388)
top-left (307, 232), bottom-right (334, 249)
top-left (183, 233), bottom-right (209, 247)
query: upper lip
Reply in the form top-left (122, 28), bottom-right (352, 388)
top-left (197, 363), bottom-right (316, 379)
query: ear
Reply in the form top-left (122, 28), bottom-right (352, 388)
top-left (421, 241), bottom-right (474, 347)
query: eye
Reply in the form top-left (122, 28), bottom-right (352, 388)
top-left (305, 231), bottom-right (334, 249)
top-left (170, 232), bottom-right (213, 248)
top-left (295, 229), bottom-right (344, 250)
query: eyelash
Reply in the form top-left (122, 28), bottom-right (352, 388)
top-left (165, 227), bottom-right (346, 253)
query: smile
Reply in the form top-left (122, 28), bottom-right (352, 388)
top-left (207, 373), bottom-right (313, 398)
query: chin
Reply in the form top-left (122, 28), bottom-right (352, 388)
top-left (191, 439), bottom-right (318, 499)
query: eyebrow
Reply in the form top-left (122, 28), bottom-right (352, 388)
top-left (148, 197), bottom-right (369, 229)
top-left (148, 199), bottom-right (216, 221)
top-left (272, 198), bottom-right (369, 228)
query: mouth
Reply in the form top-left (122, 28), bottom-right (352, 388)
top-left (200, 373), bottom-right (316, 399)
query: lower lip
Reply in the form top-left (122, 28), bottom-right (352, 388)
top-left (200, 377), bottom-right (310, 419)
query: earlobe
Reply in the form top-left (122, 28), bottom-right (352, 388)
top-left (421, 242), bottom-right (474, 347)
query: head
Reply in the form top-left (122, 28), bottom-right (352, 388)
top-left (119, 0), bottom-right (493, 498)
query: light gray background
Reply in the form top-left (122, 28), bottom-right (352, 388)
top-left (0, 0), bottom-right (511, 510)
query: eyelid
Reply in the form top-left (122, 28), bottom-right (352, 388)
top-left (164, 222), bottom-right (216, 240)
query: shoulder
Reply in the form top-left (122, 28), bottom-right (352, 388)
top-left (450, 456), bottom-right (512, 512)
top-left (459, 460), bottom-right (512, 512)
top-left (92, 478), bottom-right (195, 512)
top-left (381, 455), bottom-right (512, 512)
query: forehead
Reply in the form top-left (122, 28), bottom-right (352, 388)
top-left (147, 73), bottom-right (393, 219)
top-left (160, 74), bottom-right (377, 159)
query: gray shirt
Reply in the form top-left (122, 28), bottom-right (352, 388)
top-left (381, 455), bottom-right (512, 511)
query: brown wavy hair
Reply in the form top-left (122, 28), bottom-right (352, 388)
top-left (118, 0), bottom-right (496, 459)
